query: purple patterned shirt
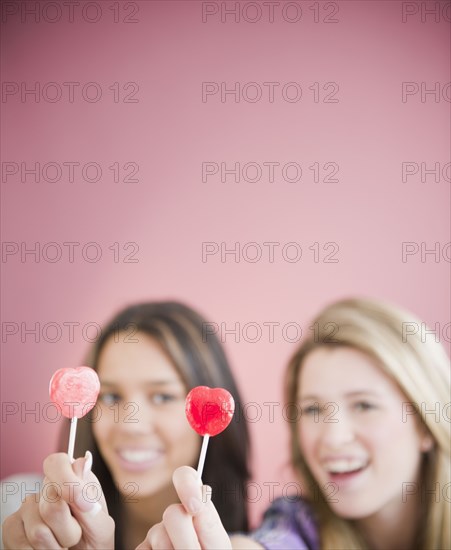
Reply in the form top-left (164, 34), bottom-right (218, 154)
top-left (250, 497), bottom-right (319, 550)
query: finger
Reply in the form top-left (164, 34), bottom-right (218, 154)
top-left (2, 512), bottom-right (33, 550)
top-left (162, 504), bottom-right (200, 550)
top-left (172, 466), bottom-right (204, 515)
top-left (43, 453), bottom-right (114, 548)
top-left (65, 460), bottom-right (114, 547)
top-left (39, 482), bottom-right (82, 548)
top-left (43, 452), bottom-right (106, 513)
top-left (172, 467), bottom-right (231, 550)
top-left (21, 495), bottom-right (62, 550)
top-left (230, 534), bottom-right (264, 549)
top-left (192, 499), bottom-right (232, 550)
top-left (69, 506), bottom-right (115, 549)
top-left (72, 451), bottom-right (108, 513)
top-left (137, 522), bottom-right (174, 550)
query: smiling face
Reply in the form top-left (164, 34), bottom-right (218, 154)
top-left (297, 346), bottom-right (432, 520)
top-left (92, 332), bottom-right (200, 499)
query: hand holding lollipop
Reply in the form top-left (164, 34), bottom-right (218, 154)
top-left (2, 367), bottom-right (112, 550)
top-left (49, 366), bottom-right (100, 461)
top-left (185, 385), bottom-right (235, 480)
top-left (137, 388), bottom-right (236, 549)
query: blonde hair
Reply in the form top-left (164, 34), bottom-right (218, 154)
top-left (285, 297), bottom-right (450, 549)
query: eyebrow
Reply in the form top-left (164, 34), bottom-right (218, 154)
top-left (100, 380), bottom-right (182, 388)
top-left (299, 390), bottom-right (380, 401)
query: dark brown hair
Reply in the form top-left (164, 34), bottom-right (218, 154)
top-left (60, 301), bottom-right (250, 548)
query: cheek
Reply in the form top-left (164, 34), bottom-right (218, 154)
top-left (166, 419), bottom-right (199, 447)
top-left (163, 419), bottom-right (200, 464)
top-left (158, 406), bottom-right (198, 438)
top-left (92, 406), bottom-right (115, 442)
top-left (298, 422), bottom-right (320, 460)
top-left (360, 414), bottom-right (421, 455)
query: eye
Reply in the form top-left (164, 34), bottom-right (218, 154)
top-left (301, 403), bottom-right (321, 416)
top-left (150, 393), bottom-right (178, 405)
top-left (354, 401), bottom-right (375, 411)
top-left (99, 392), bottom-right (121, 406)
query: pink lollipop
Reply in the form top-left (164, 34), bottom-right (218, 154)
top-left (185, 386), bottom-right (235, 480)
top-left (49, 366), bottom-right (100, 461)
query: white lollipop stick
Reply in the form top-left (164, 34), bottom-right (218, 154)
top-left (67, 417), bottom-right (78, 463)
top-left (196, 434), bottom-right (210, 481)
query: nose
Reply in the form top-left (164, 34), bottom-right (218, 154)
top-left (117, 397), bottom-right (155, 435)
top-left (320, 405), bottom-right (355, 448)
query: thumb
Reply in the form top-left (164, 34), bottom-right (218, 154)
top-left (41, 451), bottom-right (115, 547)
top-left (171, 466), bottom-right (204, 515)
top-left (69, 451), bottom-right (109, 514)
top-left (172, 466), bottom-right (231, 549)
top-left (70, 451), bottom-right (106, 515)
top-left (70, 452), bottom-right (115, 545)
top-left (42, 451), bottom-right (106, 515)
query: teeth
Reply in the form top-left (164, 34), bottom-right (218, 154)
top-left (119, 450), bottom-right (159, 463)
top-left (324, 458), bottom-right (367, 473)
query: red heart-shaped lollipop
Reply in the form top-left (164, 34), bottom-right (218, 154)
top-left (185, 386), bottom-right (235, 436)
top-left (49, 367), bottom-right (100, 419)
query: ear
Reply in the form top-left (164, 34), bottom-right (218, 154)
top-left (420, 433), bottom-right (434, 453)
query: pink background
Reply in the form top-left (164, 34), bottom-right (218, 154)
top-left (1, 0), bottom-right (450, 525)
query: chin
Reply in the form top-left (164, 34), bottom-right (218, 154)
top-left (112, 467), bottom-right (165, 492)
top-left (329, 501), bottom-right (376, 520)
top-left (118, 477), bottom-right (167, 499)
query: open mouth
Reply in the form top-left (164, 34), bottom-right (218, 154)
top-left (323, 458), bottom-right (369, 482)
